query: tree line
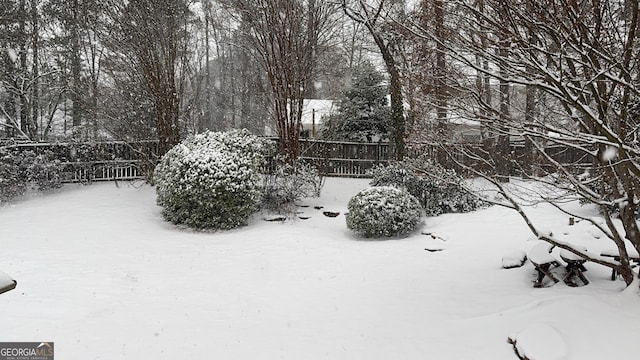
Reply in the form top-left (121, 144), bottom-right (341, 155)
top-left (0, 0), bottom-right (370, 154)
top-left (0, 0), bottom-right (455, 160)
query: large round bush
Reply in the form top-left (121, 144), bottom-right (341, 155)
top-left (346, 186), bottom-right (422, 238)
top-left (154, 130), bottom-right (267, 230)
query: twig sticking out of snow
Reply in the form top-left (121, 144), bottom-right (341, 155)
top-left (422, 232), bottom-right (448, 242)
top-left (507, 338), bottom-right (529, 360)
top-left (422, 232), bottom-right (448, 252)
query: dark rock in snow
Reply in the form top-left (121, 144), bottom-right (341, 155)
top-left (323, 211), bottom-right (340, 218)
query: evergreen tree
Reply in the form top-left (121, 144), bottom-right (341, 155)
top-left (323, 62), bottom-right (390, 142)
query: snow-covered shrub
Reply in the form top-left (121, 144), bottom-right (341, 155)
top-left (0, 149), bottom-right (63, 202)
top-left (346, 186), bottom-right (422, 238)
top-left (261, 157), bottom-right (322, 215)
top-left (154, 130), bottom-right (268, 230)
top-left (369, 159), bottom-right (486, 216)
top-left (0, 148), bottom-right (26, 202)
top-left (22, 150), bottom-right (63, 191)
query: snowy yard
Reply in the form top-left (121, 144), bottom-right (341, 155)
top-left (1, 178), bottom-right (639, 359)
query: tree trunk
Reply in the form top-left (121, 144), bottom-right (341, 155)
top-left (496, 37), bottom-right (511, 179)
top-left (205, 0), bottom-right (212, 132)
top-left (304, 0), bottom-right (318, 99)
top-left (156, 88), bottom-right (181, 155)
top-left (70, 0), bottom-right (82, 129)
top-left (434, 0), bottom-right (448, 138)
top-left (29, 0), bottom-right (39, 140)
top-left (18, 0), bottom-right (28, 135)
top-left (388, 63), bottom-right (405, 160)
top-left (372, 31), bottom-right (405, 160)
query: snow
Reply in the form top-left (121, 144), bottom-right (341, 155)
top-left (6, 48), bottom-right (17, 63)
top-left (1, 178), bottom-right (639, 359)
top-left (602, 146), bottom-right (619, 162)
top-left (502, 250), bottom-right (527, 269)
top-left (528, 242), bottom-right (557, 264)
top-left (300, 99), bottom-right (336, 127)
top-left (513, 323), bottom-right (568, 360)
top-left (559, 246), bottom-right (589, 262)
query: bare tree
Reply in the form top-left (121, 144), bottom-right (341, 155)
top-left (43, 0), bottom-right (106, 139)
top-left (1, 0), bottom-right (68, 141)
top-left (104, 0), bottom-right (192, 155)
top-left (437, 0), bottom-right (640, 286)
top-left (413, 0), bottom-right (449, 137)
top-left (222, 0), bottom-right (337, 161)
top-left (400, 0), bottom-right (462, 152)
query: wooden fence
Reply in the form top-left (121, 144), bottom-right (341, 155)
top-left (287, 138), bottom-right (593, 177)
top-left (59, 160), bottom-right (149, 183)
top-left (4, 140), bottom-right (159, 183)
top-left (3, 138), bottom-right (593, 182)
top-left (297, 139), bottom-right (390, 177)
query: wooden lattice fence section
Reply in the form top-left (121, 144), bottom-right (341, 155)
top-left (4, 141), bottom-right (159, 183)
top-left (2, 138), bottom-right (594, 182)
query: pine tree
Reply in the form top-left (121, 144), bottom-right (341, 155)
top-left (323, 62), bottom-right (390, 142)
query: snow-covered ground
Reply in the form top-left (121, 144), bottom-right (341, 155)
top-left (1, 178), bottom-right (638, 359)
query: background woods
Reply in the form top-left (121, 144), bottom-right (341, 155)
top-left (0, 0), bottom-right (364, 156)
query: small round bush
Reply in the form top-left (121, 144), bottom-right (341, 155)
top-left (154, 129), bottom-right (267, 230)
top-left (346, 186), bottom-right (422, 238)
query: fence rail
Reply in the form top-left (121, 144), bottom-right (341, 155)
top-left (300, 157), bottom-right (385, 178)
top-left (60, 160), bottom-right (147, 183)
top-left (3, 138), bottom-right (593, 182)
